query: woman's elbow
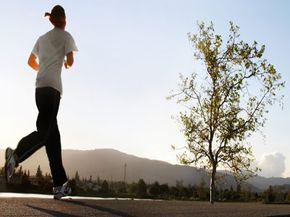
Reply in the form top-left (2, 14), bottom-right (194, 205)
top-left (28, 59), bottom-right (33, 68)
top-left (28, 55), bottom-right (39, 71)
top-left (66, 52), bottom-right (74, 67)
top-left (67, 58), bottom-right (74, 67)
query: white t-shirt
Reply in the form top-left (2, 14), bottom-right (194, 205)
top-left (32, 28), bottom-right (78, 94)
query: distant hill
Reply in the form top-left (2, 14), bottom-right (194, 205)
top-left (249, 176), bottom-right (290, 190)
top-left (0, 148), bottom-right (208, 186)
top-left (0, 148), bottom-right (288, 191)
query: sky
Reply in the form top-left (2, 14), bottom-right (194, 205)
top-left (0, 0), bottom-right (290, 178)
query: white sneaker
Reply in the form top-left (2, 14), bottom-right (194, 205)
top-left (53, 182), bottom-right (72, 199)
top-left (5, 147), bottom-right (16, 183)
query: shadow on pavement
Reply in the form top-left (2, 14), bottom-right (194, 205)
top-left (62, 199), bottom-right (136, 217)
top-left (26, 204), bottom-right (81, 217)
top-left (267, 215), bottom-right (290, 217)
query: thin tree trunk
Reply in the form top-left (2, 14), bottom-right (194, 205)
top-left (210, 166), bottom-right (216, 204)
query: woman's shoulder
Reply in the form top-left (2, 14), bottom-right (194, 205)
top-left (39, 28), bottom-right (75, 41)
top-left (63, 30), bottom-right (74, 38)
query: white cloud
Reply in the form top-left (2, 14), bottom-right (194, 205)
top-left (258, 153), bottom-right (286, 178)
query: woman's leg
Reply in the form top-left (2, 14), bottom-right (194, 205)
top-left (10, 87), bottom-right (68, 188)
top-left (13, 88), bottom-right (53, 163)
top-left (46, 122), bottom-right (67, 187)
top-left (14, 87), bottom-right (63, 168)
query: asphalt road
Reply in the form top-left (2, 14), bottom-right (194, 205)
top-left (1, 197), bottom-right (290, 217)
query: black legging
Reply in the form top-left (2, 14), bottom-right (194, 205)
top-left (14, 87), bottom-right (67, 187)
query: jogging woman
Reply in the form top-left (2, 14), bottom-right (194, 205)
top-left (5, 5), bottom-right (78, 199)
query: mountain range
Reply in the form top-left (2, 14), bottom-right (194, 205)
top-left (0, 148), bottom-right (289, 191)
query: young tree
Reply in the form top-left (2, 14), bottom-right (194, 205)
top-left (36, 165), bottom-right (43, 178)
top-left (101, 180), bottom-right (109, 194)
top-left (137, 179), bottom-right (147, 198)
top-left (74, 171), bottom-right (80, 184)
top-left (149, 181), bottom-right (161, 197)
top-left (169, 22), bottom-right (284, 204)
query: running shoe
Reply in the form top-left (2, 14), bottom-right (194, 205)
top-left (5, 147), bottom-right (16, 183)
top-left (53, 181), bottom-right (72, 199)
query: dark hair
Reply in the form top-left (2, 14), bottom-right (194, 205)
top-left (44, 5), bottom-right (66, 28)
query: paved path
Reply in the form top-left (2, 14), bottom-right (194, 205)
top-left (0, 196), bottom-right (290, 216)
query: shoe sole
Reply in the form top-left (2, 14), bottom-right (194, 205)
top-left (53, 188), bottom-right (71, 200)
top-left (53, 193), bottom-right (67, 200)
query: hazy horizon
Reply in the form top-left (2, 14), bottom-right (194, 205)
top-left (0, 147), bottom-right (288, 180)
top-left (1, 1), bottom-right (290, 179)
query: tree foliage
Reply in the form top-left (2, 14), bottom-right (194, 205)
top-left (101, 180), bottom-right (109, 193)
top-left (137, 179), bottom-right (147, 198)
top-left (35, 165), bottom-right (43, 178)
top-left (169, 21), bottom-right (284, 203)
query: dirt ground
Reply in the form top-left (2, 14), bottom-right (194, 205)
top-left (0, 198), bottom-right (290, 217)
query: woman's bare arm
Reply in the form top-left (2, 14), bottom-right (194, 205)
top-left (28, 53), bottom-right (39, 71)
top-left (64, 51), bottom-right (74, 69)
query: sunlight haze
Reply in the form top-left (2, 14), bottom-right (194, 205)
top-left (0, 0), bottom-right (290, 178)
